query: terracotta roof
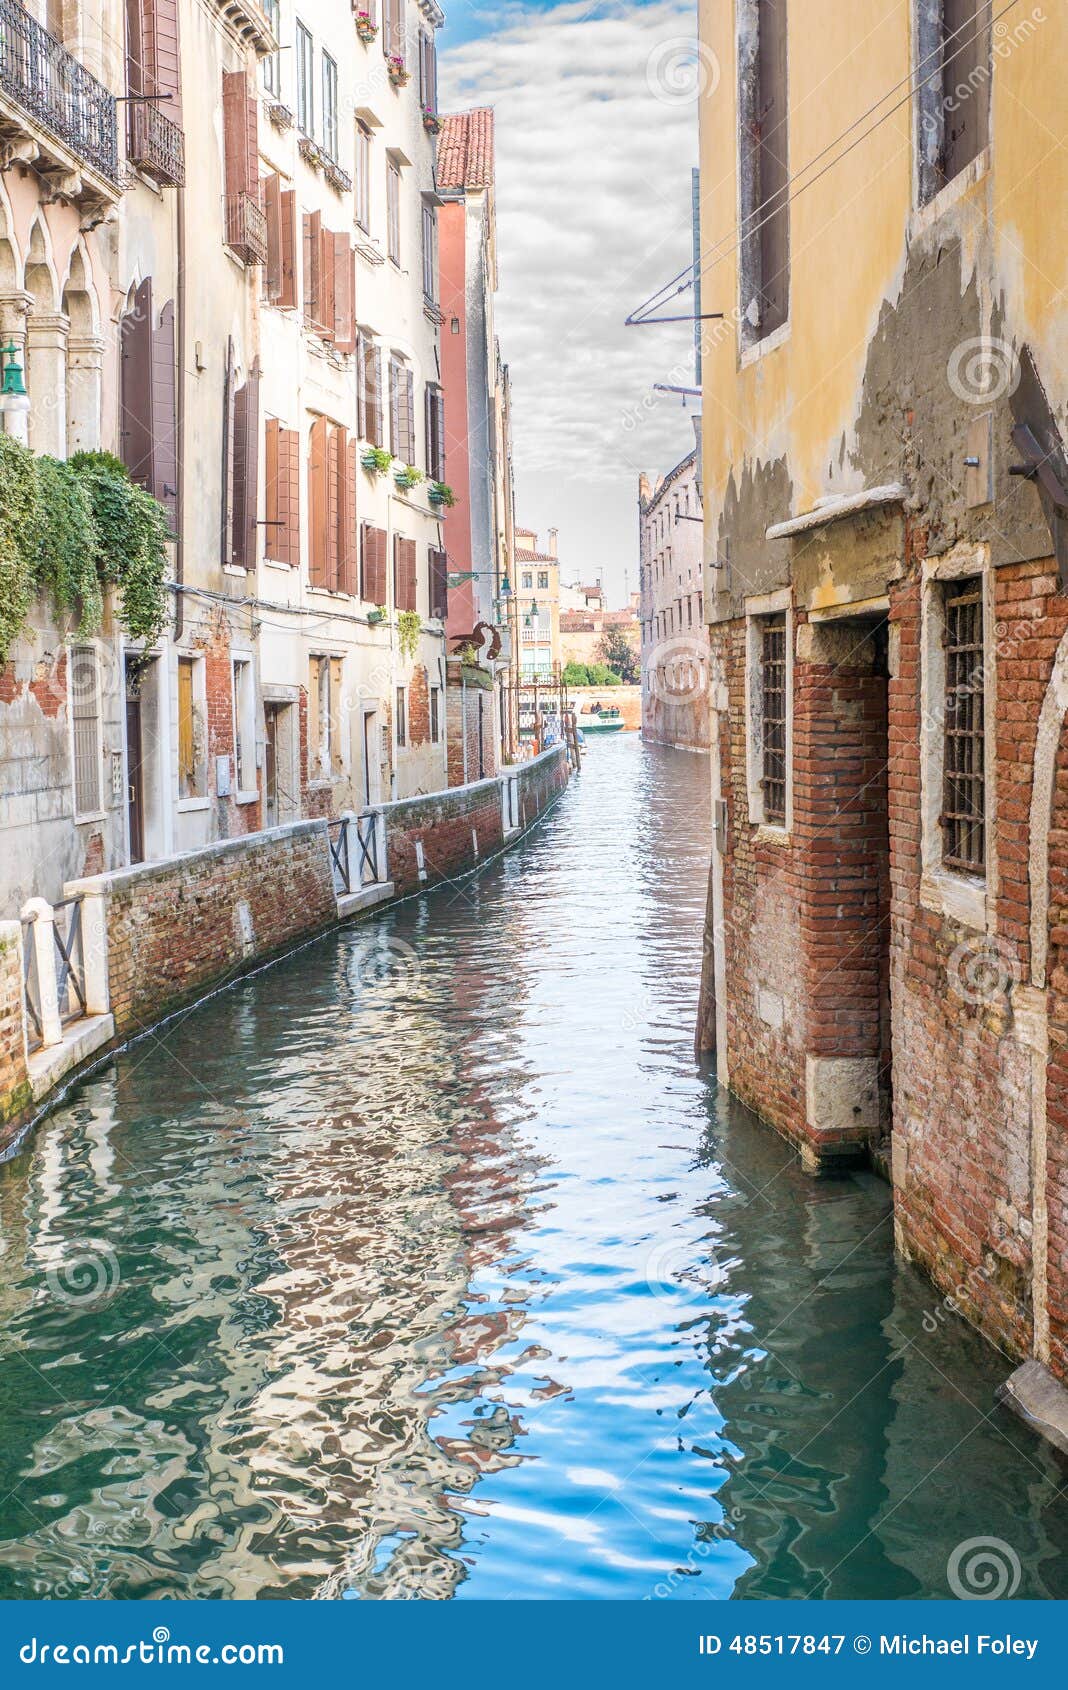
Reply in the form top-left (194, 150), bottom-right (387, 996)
top-left (516, 548), bottom-right (555, 564)
top-left (437, 109), bottom-right (495, 191)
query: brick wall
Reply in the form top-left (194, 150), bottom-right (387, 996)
top-left (445, 662), bottom-right (499, 787)
top-left (68, 821), bottom-right (338, 1040)
top-left (0, 923), bottom-right (30, 1130)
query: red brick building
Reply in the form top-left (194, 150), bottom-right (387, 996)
top-left (694, 0), bottom-right (1068, 1438)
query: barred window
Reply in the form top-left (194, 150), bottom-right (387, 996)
top-left (71, 646), bottom-right (101, 816)
top-left (941, 579), bottom-right (985, 874)
top-left (761, 615), bottom-right (787, 825)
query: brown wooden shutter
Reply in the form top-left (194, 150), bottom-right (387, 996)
top-left (279, 189), bottom-right (297, 309)
top-left (356, 335), bottom-right (367, 439)
top-left (221, 334), bottom-right (234, 562)
top-left (362, 523), bottom-right (387, 605)
top-left (318, 224), bottom-right (335, 338)
top-left (389, 355), bottom-right (400, 458)
top-left (332, 233), bottom-right (355, 353)
top-left (429, 545), bottom-right (448, 621)
top-left (143, 0), bottom-right (182, 122)
top-left (338, 438), bottom-right (358, 595)
top-left (120, 277), bottom-right (154, 489)
top-left (426, 33), bottom-right (437, 111)
top-left (425, 385), bottom-right (445, 483)
top-left (404, 366), bottom-right (415, 465)
top-left (363, 342), bottom-right (382, 447)
top-left (265, 416), bottom-right (279, 554)
top-left (222, 71), bottom-right (254, 199)
top-left (231, 359), bottom-right (260, 569)
top-left (303, 211), bottom-right (320, 328)
top-left (279, 426), bottom-right (300, 566)
top-left (406, 538), bottom-right (418, 614)
top-left (393, 535), bottom-right (417, 613)
top-left (265, 172), bottom-right (282, 301)
top-left (326, 422), bottom-right (342, 591)
top-left (308, 414), bottom-right (329, 587)
top-left (152, 297), bottom-right (177, 524)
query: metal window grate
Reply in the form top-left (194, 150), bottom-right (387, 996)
top-left (941, 580), bottom-right (986, 873)
top-left (71, 647), bottom-right (100, 815)
top-left (761, 615), bottom-right (787, 825)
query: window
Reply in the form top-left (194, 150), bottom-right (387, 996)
top-left (262, 0), bottom-right (281, 95)
top-left (389, 355), bottom-right (415, 464)
top-left (355, 122), bottom-right (371, 230)
top-left (421, 203), bottom-right (437, 302)
top-left (760, 615), bottom-right (787, 825)
top-left (425, 385), bottom-right (445, 483)
top-left (395, 685), bottom-right (407, 747)
top-left (295, 22), bottom-right (313, 136)
top-left (177, 654), bottom-right (206, 799)
top-left (521, 572), bottom-right (532, 590)
top-left (430, 685), bottom-right (441, 743)
top-left (537, 570), bottom-right (549, 591)
top-left (321, 52), bottom-right (338, 159)
top-left (232, 657), bottom-right (256, 796)
top-left (358, 333), bottom-right (383, 445)
top-left (941, 579), bottom-right (986, 873)
top-left (70, 645), bottom-right (101, 817)
top-left (917, 0), bottom-right (992, 203)
top-left (309, 654), bottom-right (341, 778)
top-left (386, 159), bottom-right (401, 264)
top-left (738, 0), bottom-right (789, 342)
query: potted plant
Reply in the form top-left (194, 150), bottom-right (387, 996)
top-left (397, 610), bottom-right (421, 659)
top-left (353, 6), bottom-right (377, 43)
top-left (298, 135), bottom-right (322, 168)
top-left (367, 605), bottom-right (387, 626)
top-left (422, 108), bottom-right (442, 135)
top-left (428, 481), bottom-right (456, 508)
top-left (387, 55), bottom-right (410, 87)
top-left (394, 463), bottom-right (423, 491)
top-left (325, 161), bottom-right (352, 193)
top-left (361, 446), bottom-right (392, 475)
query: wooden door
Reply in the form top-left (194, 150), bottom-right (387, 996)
top-left (126, 697), bottom-right (144, 863)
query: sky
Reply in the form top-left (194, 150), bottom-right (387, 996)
top-left (439, 0), bottom-right (703, 605)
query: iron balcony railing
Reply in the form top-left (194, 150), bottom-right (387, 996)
top-left (127, 98), bottom-right (184, 186)
top-left (328, 813), bottom-right (383, 897)
top-left (22, 896), bottom-right (87, 1053)
top-left (0, 0), bottom-right (118, 182)
top-left (225, 189), bottom-right (268, 266)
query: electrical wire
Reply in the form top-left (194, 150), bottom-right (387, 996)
top-left (627, 0), bottom-right (1023, 326)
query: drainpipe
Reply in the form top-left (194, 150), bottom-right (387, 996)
top-left (174, 179), bottom-right (186, 641)
top-left (461, 673), bottom-right (469, 784)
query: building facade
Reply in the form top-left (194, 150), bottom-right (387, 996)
top-left (0, 0), bottom-right (510, 933)
top-left (513, 525), bottom-right (560, 682)
top-left (639, 444), bottom-right (709, 750)
top-left (695, 0), bottom-right (1068, 1420)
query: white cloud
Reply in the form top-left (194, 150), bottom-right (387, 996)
top-left (440, 1), bottom-right (703, 602)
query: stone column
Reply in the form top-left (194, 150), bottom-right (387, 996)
top-left (66, 333), bottom-right (105, 455)
top-left (20, 899), bottom-right (62, 1048)
top-left (25, 310), bottom-right (70, 458)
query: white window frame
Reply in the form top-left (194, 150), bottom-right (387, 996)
top-left (386, 158), bottom-right (401, 266)
top-left (919, 545), bottom-right (997, 932)
top-left (231, 653), bottom-right (259, 803)
top-left (744, 588), bottom-right (793, 834)
top-left (262, 0), bottom-right (281, 95)
top-left (321, 51), bottom-right (339, 160)
top-left (69, 642), bottom-right (105, 823)
top-left (295, 21), bottom-right (314, 137)
top-left (354, 122), bottom-right (371, 231)
top-left (176, 650), bottom-right (210, 812)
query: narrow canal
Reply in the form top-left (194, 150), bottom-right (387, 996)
top-left (1, 736), bottom-right (1066, 1601)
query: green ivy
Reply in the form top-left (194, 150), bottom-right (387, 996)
top-left (397, 610), bottom-right (421, 660)
top-left (0, 444), bottom-right (171, 667)
top-left (0, 434), bottom-right (42, 666)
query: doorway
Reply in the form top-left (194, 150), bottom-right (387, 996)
top-left (125, 666), bottom-right (145, 864)
top-left (362, 709), bottom-right (380, 807)
top-left (263, 700), bottom-right (296, 828)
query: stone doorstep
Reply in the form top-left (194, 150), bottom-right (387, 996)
top-left (998, 1358), bottom-right (1068, 1460)
top-left (336, 881), bottom-right (396, 920)
top-left (27, 1014), bottom-right (115, 1103)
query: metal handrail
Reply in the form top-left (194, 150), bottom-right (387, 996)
top-left (128, 98), bottom-right (184, 185)
top-left (355, 812), bottom-right (380, 886)
top-left (51, 897), bottom-right (86, 1025)
top-left (327, 819), bottom-right (350, 895)
top-left (0, 0), bottom-right (118, 181)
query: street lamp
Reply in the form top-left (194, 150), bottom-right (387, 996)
top-left (0, 343), bottom-right (30, 442)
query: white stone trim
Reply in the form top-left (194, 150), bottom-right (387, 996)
top-left (1027, 625), bottom-right (1068, 991)
top-left (918, 547), bottom-right (996, 932)
top-left (744, 589), bottom-right (793, 833)
top-left (765, 484), bottom-right (908, 541)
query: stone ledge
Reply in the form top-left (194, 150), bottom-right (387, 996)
top-left (27, 1014), bottom-right (115, 1103)
top-left (64, 818), bottom-right (329, 898)
top-left (997, 1358), bottom-right (1068, 1459)
top-left (336, 882), bottom-right (396, 920)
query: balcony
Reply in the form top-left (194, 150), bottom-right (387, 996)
top-left (127, 99), bottom-right (184, 187)
top-left (0, 0), bottom-right (119, 208)
top-left (225, 189), bottom-right (267, 266)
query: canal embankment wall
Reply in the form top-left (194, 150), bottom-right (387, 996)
top-left (1, 748), bottom-right (570, 1144)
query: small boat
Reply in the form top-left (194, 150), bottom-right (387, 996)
top-left (577, 704), bottom-right (624, 734)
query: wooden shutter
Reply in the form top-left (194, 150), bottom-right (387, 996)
top-left (326, 422), bottom-right (342, 590)
top-left (142, 0), bottom-right (182, 122)
top-left (332, 233), bottom-right (355, 353)
top-left (394, 535), bottom-right (417, 613)
top-left (279, 189), bottom-right (297, 309)
top-left (403, 366), bottom-right (415, 465)
top-left (120, 277), bottom-right (154, 489)
top-left (264, 172), bottom-right (282, 301)
top-left (429, 545), bottom-right (448, 620)
top-left (221, 334), bottom-right (234, 562)
top-left (389, 355), bottom-right (400, 458)
top-left (308, 414), bottom-right (329, 587)
top-left (426, 385), bottom-right (444, 483)
top-left (222, 70), bottom-right (255, 200)
top-left (231, 359), bottom-right (260, 569)
top-left (356, 335), bottom-right (367, 439)
top-left (362, 523), bottom-right (386, 604)
top-left (178, 658), bottom-right (194, 785)
top-left (152, 298), bottom-right (177, 524)
top-left (384, 0), bottom-right (404, 59)
top-left (318, 223), bottom-right (335, 339)
top-left (426, 33), bottom-right (437, 111)
top-left (266, 419), bottom-right (300, 567)
top-left (338, 438), bottom-right (358, 595)
top-left (265, 417), bottom-right (279, 555)
top-left (363, 342), bottom-right (382, 447)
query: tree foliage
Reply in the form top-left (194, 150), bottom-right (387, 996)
top-left (596, 625), bottom-right (639, 685)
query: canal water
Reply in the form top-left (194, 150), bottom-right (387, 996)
top-left (1, 735), bottom-right (1066, 1601)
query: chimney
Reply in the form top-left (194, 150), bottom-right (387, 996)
top-left (548, 527), bottom-right (558, 559)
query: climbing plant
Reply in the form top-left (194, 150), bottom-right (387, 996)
top-left (36, 456), bottom-right (103, 637)
top-left (397, 610), bottom-right (421, 660)
top-left (69, 453), bottom-right (171, 649)
top-left (0, 433), bottom-right (42, 666)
